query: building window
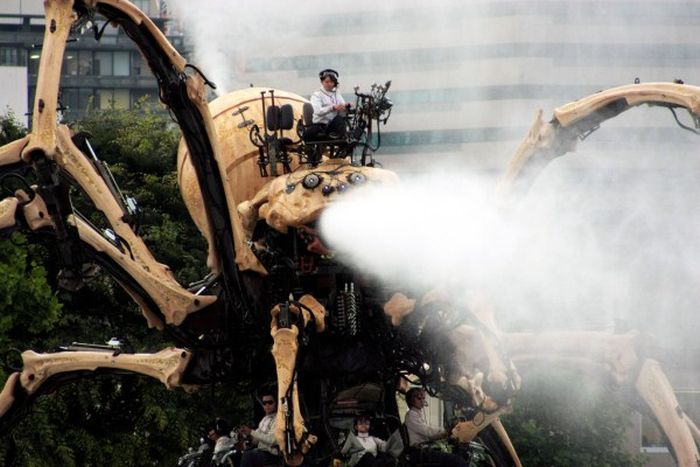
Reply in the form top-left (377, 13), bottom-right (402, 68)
top-left (28, 87), bottom-right (36, 114)
top-left (79, 88), bottom-right (95, 111)
top-left (63, 52), bottom-right (77, 76)
top-left (131, 51), bottom-right (149, 77)
top-left (28, 51), bottom-right (41, 75)
top-left (100, 33), bottom-right (118, 46)
top-left (61, 88), bottom-right (95, 113)
top-left (112, 89), bottom-right (130, 109)
top-left (62, 50), bottom-right (93, 76)
top-left (77, 50), bottom-right (93, 76)
top-left (0, 47), bottom-right (22, 66)
top-left (61, 88), bottom-right (78, 112)
top-left (113, 51), bottom-right (130, 76)
top-left (97, 89), bottom-right (129, 110)
top-left (677, 390), bottom-right (700, 432)
top-left (95, 51), bottom-right (113, 76)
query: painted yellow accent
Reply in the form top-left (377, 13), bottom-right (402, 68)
top-left (636, 359), bottom-right (700, 467)
top-left (0, 198), bottom-right (18, 230)
top-left (73, 215), bottom-right (216, 325)
top-left (0, 136), bottom-right (29, 167)
top-left (24, 0), bottom-right (75, 160)
top-left (0, 373), bottom-right (20, 419)
top-left (497, 83), bottom-right (700, 198)
top-left (20, 347), bottom-right (193, 394)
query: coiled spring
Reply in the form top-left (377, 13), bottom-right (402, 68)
top-left (333, 282), bottom-right (360, 336)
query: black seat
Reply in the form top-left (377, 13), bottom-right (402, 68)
top-left (266, 104), bottom-right (294, 131)
top-left (302, 102), bottom-right (314, 127)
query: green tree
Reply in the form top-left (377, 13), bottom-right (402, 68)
top-left (0, 108), bottom-right (250, 466)
top-left (0, 111), bottom-right (27, 143)
top-left (0, 113), bottom-right (62, 351)
top-left (504, 366), bottom-right (648, 467)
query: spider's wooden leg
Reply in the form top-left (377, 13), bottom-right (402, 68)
top-left (502, 331), bottom-right (700, 467)
top-left (635, 359), bottom-right (700, 467)
top-left (0, 347), bottom-right (195, 433)
top-left (0, 136), bottom-right (29, 169)
top-left (497, 82), bottom-right (700, 199)
top-left (0, 136), bottom-right (31, 234)
top-left (1, 86), bottom-right (219, 329)
top-left (2, 0), bottom-right (226, 333)
top-left (489, 419), bottom-right (523, 467)
top-left (1, 128), bottom-right (216, 331)
top-left (270, 295), bottom-right (325, 466)
top-left (452, 410), bottom-right (510, 444)
top-left (0, 197), bottom-right (19, 233)
top-left (2, 181), bottom-right (215, 330)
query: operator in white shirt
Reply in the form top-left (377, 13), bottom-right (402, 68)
top-left (404, 388), bottom-right (467, 467)
top-left (304, 68), bottom-right (351, 141)
top-left (239, 389), bottom-right (280, 467)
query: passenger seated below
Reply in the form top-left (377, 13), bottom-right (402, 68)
top-left (207, 418), bottom-right (238, 465)
top-left (404, 388), bottom-right (468, 467)
top-left (340, 415), bottom-right (396, 467)
top-left (239, 389), bottom-right (281, 467)
top-left (208, 418), bottom-right (233, 453)
top-left (304, 68), bottom-right (351, 142)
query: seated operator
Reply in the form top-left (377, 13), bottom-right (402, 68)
top-left (239, 388), bottom-right (280, 467)
top-left (340, 415), bottom-right (396, 467)
top-left (207, 418), bottom-right (238, 465)
top-left (304, 68), bottom-right (351, 141)
top-left (404, 388), bottom-right (468, 467)
top-left (208, 417), bottom-right (233, 453)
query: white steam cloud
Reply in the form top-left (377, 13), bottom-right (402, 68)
top-left (319, 158), bottom-right (700, 348)
top-left (167, 0), bottom-right (700, 352)
top-left (319, 171), bottom-right (615, 330)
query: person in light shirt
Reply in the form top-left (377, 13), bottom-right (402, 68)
top-left (404, 388), bottom-right (468, 467)
top-left (340, 415), bottom-right (395, 467)
top-left (304, 68), bottom-right (351, 141)
top-left (239, 389), bottom-right (280, 467)
top-left (207, 417), bottom-right (232, 452)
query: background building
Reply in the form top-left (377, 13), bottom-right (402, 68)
top-left (172, 0), bottom-right (700, 175)
top-left (0, 0), bottom-right (183, 124)
top-left (1, 1), bottom-right (699, 465)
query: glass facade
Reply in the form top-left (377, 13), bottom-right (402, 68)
top-left (0, 46), bottom-right (25, 66)
top-left (0, 4), bottom-right (180, 122)
top-left (97, 88), bottom-right (130, 110)
top-left (113, 51), bottom-right (130, 76)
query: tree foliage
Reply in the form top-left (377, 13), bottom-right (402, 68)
top-left (504, 366), bottom-right (648, 467)
top-left (0, 115), bottom-right (62, 351)
top-left (0, 112), bottom-right (27, 143)
top-left (0, 109), bottom-right (249, 466)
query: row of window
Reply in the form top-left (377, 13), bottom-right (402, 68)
top-left (26, 49), bottom-right (150, 78)
top-left (248, 42), bottom-right (700, 74)
top-left (377, 126), bottom-right (699, 149)
top-left (30, 87), bottom-right (158, 117)
top-left (0, 46), bottom-right (26, 66)
top-left (313, 1), bottom-right (700, 37)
